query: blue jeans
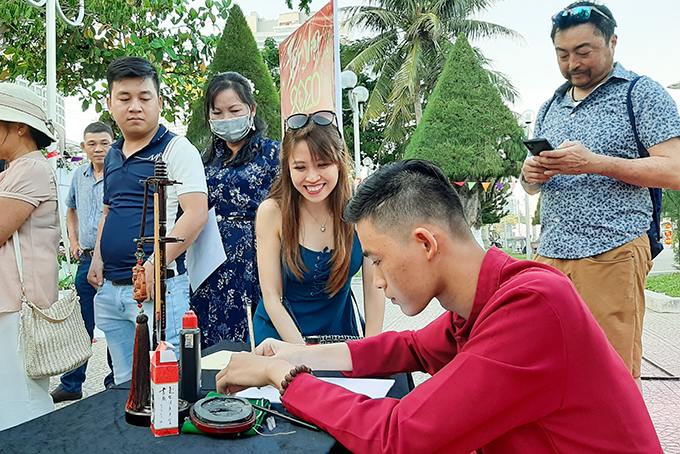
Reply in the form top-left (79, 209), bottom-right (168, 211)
top-left (93, 273), bottom-right (190, 384)
top-left (59, 257), bottom-right (114, 393)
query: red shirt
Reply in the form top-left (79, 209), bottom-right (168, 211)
top-left (282, 248), bottom-right (662, 453)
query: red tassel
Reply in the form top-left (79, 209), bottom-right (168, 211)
top-left (125, 313), bottom-right (150, 412)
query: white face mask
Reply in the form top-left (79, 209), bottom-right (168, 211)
top-left (209, 111), bottom-right (252, 143)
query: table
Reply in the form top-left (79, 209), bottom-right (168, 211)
top-left (0, 341), bottom-right (412, 453)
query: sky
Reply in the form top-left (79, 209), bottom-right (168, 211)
top-left (65, 0), bottom-right (680, 141)
top-left (257, 0), bottom-right (680, 112)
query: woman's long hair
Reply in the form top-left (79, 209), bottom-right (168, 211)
top-left (268, 121), bottom-right (353, 297)
top-left (201, 71), bottom-right (267, 167)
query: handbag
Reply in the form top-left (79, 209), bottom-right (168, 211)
top-left (13, 217), bottom-right (92, 380)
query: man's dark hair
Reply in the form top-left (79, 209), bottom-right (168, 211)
top-left (83, 122), bottom-right (114, 141)
top-left (551, 1), bottom-right (617, 42)
top-left (343, 159), bottom-right (470, 241)
top-left (106, 56), bottom-right (160, 96)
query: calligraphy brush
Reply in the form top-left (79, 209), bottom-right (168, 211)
top-left (250, 403), bottom-right (320, 431)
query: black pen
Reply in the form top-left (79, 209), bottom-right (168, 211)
top-left (250, 403), bottom-right (320, 431)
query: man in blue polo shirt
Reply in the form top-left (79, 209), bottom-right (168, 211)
top-left (521, 2), bottom-right (680, 390)
top-left (88, 57), bottom-right (208, 384)
top-left (51, 122), bottom-right (116, 403)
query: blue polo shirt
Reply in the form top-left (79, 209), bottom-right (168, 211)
top-left (534, 63), bottom-right (680, 259)
top-left (101, 125), bottom-right (206, 281)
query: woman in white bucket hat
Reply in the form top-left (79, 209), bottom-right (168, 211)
top-left (0, 82), bottom-right (62, 430)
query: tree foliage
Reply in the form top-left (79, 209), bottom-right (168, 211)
top-left (405, 35), bottom-right (525, 227)
top-left (0, 0), bottom-right (231, 124)
top-left (481, 184), bottom-right (512, 226)
top-left (284, 0), bottom-right (313, 14)
top-left (662, 189), bottom-right (680, 265)
top-left (342, 0), bottom-right (521, 146)
top-left (261, 37), bottom-right (280, 90)
top-left (186, 3), bottom-right (281, 150)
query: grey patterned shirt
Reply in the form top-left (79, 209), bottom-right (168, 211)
top-left (534, 63), bottom-right (680, 259)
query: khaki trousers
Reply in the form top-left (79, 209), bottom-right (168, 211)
top-left (536, 235), bottom-right (653, 378)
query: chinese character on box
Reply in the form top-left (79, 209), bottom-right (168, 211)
top-left (150, 342), bottom-right (179, 436)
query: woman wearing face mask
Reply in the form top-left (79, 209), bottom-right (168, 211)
top-left (189, 72), bottom-right (280, 348)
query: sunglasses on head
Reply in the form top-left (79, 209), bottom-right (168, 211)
top-left (285, 110), bottom-right (338, 131)
top-left (551, 6), bottom-right (611, 27)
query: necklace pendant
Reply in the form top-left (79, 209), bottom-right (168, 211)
top-left (320, 226), bottom-right (326, 232)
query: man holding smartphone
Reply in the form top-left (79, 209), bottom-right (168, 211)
top-left (521, 1), bottom-right (680, 390)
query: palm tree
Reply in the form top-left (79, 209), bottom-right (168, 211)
top-left (342, 0), bottom-right (522, 143)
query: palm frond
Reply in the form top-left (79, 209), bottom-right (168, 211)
top-left (434, 0), bottom-right (499, 20)
top-left (446, 19), bottom-right (524, 44)
top-left (406, 11), bottom-right (444, 43)
top-left (342, 6), bottom-right (400, 35)
top-left (344, 32), bottom-right (398, 74)
top-left (486, 69), bottom-right (520, 104)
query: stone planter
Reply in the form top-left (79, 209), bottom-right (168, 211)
top-left (645, 289), bottom-right (680, 313)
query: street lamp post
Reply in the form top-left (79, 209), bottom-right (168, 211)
top-left (23, 0), bottom-right (84, 164)
top-left (340, 70), bottom-right (369, 181)
top-left (520, 110), bottom-right (536, 259)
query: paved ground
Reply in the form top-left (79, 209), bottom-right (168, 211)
top-left (50, 246), bottom-right (680, 451)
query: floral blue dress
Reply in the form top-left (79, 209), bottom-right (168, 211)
top-left (190, 136), bottom-right (280, 348)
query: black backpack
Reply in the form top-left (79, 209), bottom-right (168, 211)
top-left (627, 76), bottom-right (663, 259)
top-left (539, 76), bottom-right (663, 258)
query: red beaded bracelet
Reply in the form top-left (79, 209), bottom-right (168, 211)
top-left (279, 365), bottom-right (312, 396)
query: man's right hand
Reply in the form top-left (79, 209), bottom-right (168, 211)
top-left (87, 256), bottom-right (104, 288)
top-left (522, 157), bottom-right (552, 184)
top-left (69, 240), bottom-right (83, 261)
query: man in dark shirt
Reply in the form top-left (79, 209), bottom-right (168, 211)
top-left (88, 57), bottom-right (208, 384)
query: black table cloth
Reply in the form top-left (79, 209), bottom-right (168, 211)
top-left (0, 340), bottom-right (411, 453)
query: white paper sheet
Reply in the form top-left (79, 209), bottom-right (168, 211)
top-left (201, 350), bottom-right (237, 370)
top-left (235, 377), bottom-right (395, 404)
top-left (186, 207), bottom-right (226, 291)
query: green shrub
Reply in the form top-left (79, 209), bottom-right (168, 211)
top-left (646, 273), bottom-right (680, 297)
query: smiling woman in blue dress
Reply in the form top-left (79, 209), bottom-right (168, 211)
top-left (189, 72), bottom-right (280, 348)
top-left (253, 111), bottom-right (385, 344)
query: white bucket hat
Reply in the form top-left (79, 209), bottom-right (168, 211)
top-left (0, 82), bottom-right (64, 151)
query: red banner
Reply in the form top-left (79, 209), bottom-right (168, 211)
top-left (279, 1), bottom-right (335, 119)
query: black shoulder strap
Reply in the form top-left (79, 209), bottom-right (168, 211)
top-left (626, 76), bottom-right (648, 157)
top-left (539, 94), bottom-right (558, 126)
top-left (538, 81), bottom-right (570, 126)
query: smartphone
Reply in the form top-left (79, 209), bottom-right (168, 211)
top-left (522, 138), bottom-right (553, 156)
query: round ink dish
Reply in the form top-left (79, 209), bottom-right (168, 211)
top-left (190, 396), bottom-right (256, 434)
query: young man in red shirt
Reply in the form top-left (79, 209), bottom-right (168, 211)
top-left (217, 159), bottom-right (662, 454)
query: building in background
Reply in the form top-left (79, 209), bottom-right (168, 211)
top-left (246, 10), bottom-right (310, 49)
top-left (4, 77), bottom-right (66, 132)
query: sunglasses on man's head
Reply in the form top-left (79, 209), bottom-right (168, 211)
top-left (551, 6), bottom-right (612, 27)
top-left (285, 110), bottom-right (337, 130)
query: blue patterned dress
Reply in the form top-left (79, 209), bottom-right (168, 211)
top-left (252, 233), bottom-right (363, 345)
top-left (190, 136), bottom-right (280, 348)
